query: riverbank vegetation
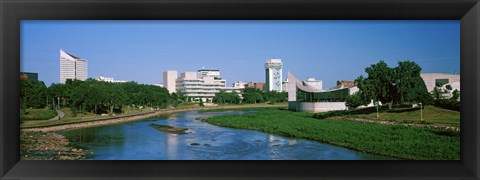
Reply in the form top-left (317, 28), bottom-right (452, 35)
top-left (314, 105), bottom-right (460, 126)
top-left (204, 107), bottom-right (460, 160)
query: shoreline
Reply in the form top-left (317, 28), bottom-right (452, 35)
top-left (21, 104), bottom-right (286, 132)
top-left (20, 104), bottom-right (285, 160)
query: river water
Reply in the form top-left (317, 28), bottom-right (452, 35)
top-left (60, 110), bottom-right (393, 160)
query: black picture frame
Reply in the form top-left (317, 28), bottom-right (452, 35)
top-left (1, 0), bottom-right (479, 179)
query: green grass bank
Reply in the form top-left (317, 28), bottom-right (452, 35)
top-left (204, 107), bottom-right (460, 160)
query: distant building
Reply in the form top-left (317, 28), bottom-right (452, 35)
top-left (20, 72), bottom-right (38, 81)
top-left (163, 70), bottom-right (178, 93)
top-left (328, 80), bottom-right (356, 90)
top-left (198, 68), bottom-right (221, 79)
top-left (420, 73), bottom-right (460, 99)
top-left (152, 83), bottom-right (164, 87)
top-left (246, 81), bottom-right (265, 91)
top-left (164, 69), bottom-right (228, 102)
top-left (282, 79), bottom-right (289, 92)
top-left (304, 77), bottom-right (323, 91)
top-left (60, 49), bottom-right (88, 84)
top-left (232, 81), bottom-right (247, 89)
top-left (95, 76), bottom-right (127, 83)
top-left (265, 58), bottom-right (283, 92)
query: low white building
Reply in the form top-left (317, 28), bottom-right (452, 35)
top-left (95, 76), bottom-right (127, 83)
top-left (165, 70), bottom-right (228, 102)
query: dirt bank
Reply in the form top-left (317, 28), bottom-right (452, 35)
top-left (20, 131), bottom-right (93, 160)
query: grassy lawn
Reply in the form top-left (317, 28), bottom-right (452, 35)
top-left (20, 109), bottom-right (57, 121)
top-left (20, 107), bottom-right (153, 128)
top-left (344, 106), bottom-right (460, 126)
top-left (204, 107), bottom-right (460, 160)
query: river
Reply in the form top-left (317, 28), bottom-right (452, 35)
top-left (59, 110), bottom-right (393, 160)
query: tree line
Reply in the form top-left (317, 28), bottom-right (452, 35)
top-left (21, 79), bottom-right (181, 116)
top-left (213, 87), bottom-right (287, 105)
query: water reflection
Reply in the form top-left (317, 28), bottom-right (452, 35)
top-left (60, 110), bottom-right (394, 160)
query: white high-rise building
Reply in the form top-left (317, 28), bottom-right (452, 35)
top-left (164, 70), bottom-right (178, 93)
top-left (265, 58), bottom-right (283, 92)
top-left (60, 49), bottom-right (88, 84)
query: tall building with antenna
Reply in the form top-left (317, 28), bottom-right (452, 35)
top-left (60, 49), bottom-right (88, 84)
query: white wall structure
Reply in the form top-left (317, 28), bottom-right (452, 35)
top-left (163, 70), bottom-right (178, 93)
top-left (60, 49), bottom-right (88, 84)
top-left (420, 73), bottom-right (460, 92)
top-left (265, 58), bottom-right (283, 92)
top-left (420, 73), bottom-right (460, 99)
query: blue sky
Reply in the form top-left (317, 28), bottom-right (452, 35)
top-left (21, 20), bottom-right (460, 88)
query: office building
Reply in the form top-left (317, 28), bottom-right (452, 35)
top-left (246, 81), bottom-right (265, 91)
top-left (265, 58), bottom-right (283, 92)
top-left (164, 70), bottom-right (178, 93)
top-left (20, 72), bottom-right (38, 81)
top-left (164, 69), bottom-right (228, 102)
top-left (60, 49), bottom-right (88, 84)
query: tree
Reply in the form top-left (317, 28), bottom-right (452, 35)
top-left (394, 61), bottom-right (422, 104)
top-left (345, 92), bottom-right (368, 110)
top-left (431, 86), bottom-right (442, 100)
top-left (356, 60), bottom-right (396, 109)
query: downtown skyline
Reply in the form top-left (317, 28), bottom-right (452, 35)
top-left (21, 20), bottom-right (460, 88)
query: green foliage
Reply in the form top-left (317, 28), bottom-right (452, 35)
top-left (345, 92), bottom-right (368, 109)
top-left (433, 99), bottom-right (460, 111)
top-left (213, 90), bottom-right (241, 104)
top-left (20, 80), bottom-right (48, 109)
top-left (240, 87), bottom-right (287, 104)
top-left (21, 79), bottom-right (177, 117)
top-left (356, 60), bottom-right (431, 108)
top-left (205, 108), bottom-right (460, 160)
top-left (20, 109), bottom-right (57, 121)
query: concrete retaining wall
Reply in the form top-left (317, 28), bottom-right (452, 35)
top-left (296, 102), bottom-right (347, 113)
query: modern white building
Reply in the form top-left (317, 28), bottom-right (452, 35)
top-left (420, 73), bottom-right (460, 99)
top-left (163, 70), bottom-right (178, 93)
top-left (288, 72), bottom-right (360, 113)
top-left (60, 49), bottom-right (88, 84)
top-left (265, 58), bottom-right (283, 92)
top-left (95, 76), bottom-right (127, 83)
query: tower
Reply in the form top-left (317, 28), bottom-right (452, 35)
top-left (265, 58), bottom-right (283, 92)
